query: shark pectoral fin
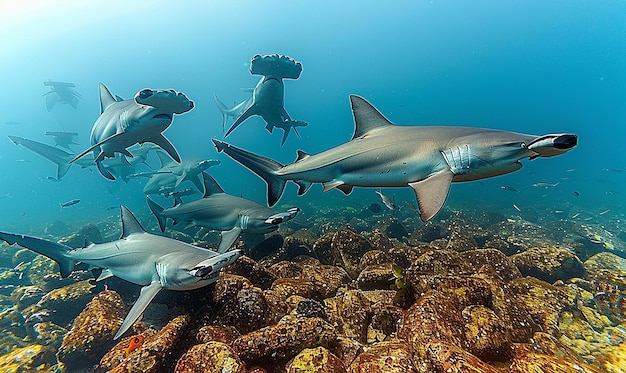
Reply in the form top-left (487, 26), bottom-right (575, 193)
top-left (219, 227), bottom-right (242, 254)
top-left (57, 160), bottom-right (72, 180)
top-left (97, 161), bottom-right (116, 180)
top-left (295, 180), bottom-right (312, 195)
top-left (323, 180), bottom-right (353, 195)
top-left (224, 105), bottom-right (257, 138)
top-left (114, 281), bottom-right (162, 340)
top-left (149, 134), bottom-right (181, 163)
top-left (96, 268), bottom-right (114, 281)
top-left (323, 180), bottom-right (344, 192)
top-left (409, 170), bottom-right (454, 222)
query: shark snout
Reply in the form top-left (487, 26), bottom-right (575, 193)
top-left (528, 133), bottom-right (578, 157)
top-left (553, 134), bottom-right (578, 149)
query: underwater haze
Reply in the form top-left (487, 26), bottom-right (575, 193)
top-left (0, 1), bottom-right (624, 231)
top-left (0, 1), bottom-right (626, 369)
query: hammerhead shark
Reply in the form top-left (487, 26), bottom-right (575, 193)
top-left (8, 135), bottom-right (154, 182)
top-left (0, 206), bottom-right (241, 339)
top-left (214, 54), bottom-right (308, 145)
top-left (43, 81), bottom-right (82, 111)
top-left (147, 172), bottom-right (300, 253)
top-left (71, 83), bottom-right (194, 180)
top-left (45, 131), bottom-right (79, 151)
top-left (213, 95), bottom-right (578, 222)
top-left (8, 135), bottom-right (74, 180)
top-left (138, 152), bottom-right (221, 195)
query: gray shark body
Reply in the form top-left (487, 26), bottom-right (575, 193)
top-left (147, 172), bottom-right (300, 253)
top-left (71, 83), bottom-right (194, 180)
top-left (8, 135), bottom-right (150, 182)
top-left (45, 131), bottom-right (79, 151)
top-left (43, 81), bottom-right (82, 111)
top-left (215, 54), bottom-right (307, 146)
top-left (213, 95), bottom-right (578, 221)
top-left (8, 135), bottom-right (74, 180)
top-left (0, 206), bottom-right (241, 339)
top-left (140, 152), bottom-right (221, 195)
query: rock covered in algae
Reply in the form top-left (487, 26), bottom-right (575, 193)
top-left (286, 346), bottom-right (347, 373)
top-left (231, 314), bottom-right (337, 366)
top-left (348, 340), bottom-right (422, 373)
top-left (196, 325), bottom-right (240, 344)
top-left (0, 344), bottom-right (57, 372)
top-left (314, 227), bottom-right (373, 277)
top-left (508, 351), bottom-right (604, 373)
top-left (427, 341), bottom-right (500, 373)
top-left (461, 305), bottom-right (511, 361)
top-left (97, 315), bottom-right (190, 372)
top-left (35, 279), bottom-right (95, 327)
top-left (459, 248), bottom-right (522, 282)
top-left (510, 246), bottom-right (585, 283)
top-left (57, 290), bottom-right (126, 371)
top-left (269, 259), bottom-right (351, 298)
top-left (174, 341), bottom-right (246, 373)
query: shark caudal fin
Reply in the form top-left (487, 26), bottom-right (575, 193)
top-left (8, 135), bottom-right (73, 180)
top-left (212, 139), bottom-right (286, 206)
top-left (146, 197), bottom-right (168, 232)
top-left (0, 232), bottom-right (75, 277)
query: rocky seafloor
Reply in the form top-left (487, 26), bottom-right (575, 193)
top-left (0, 202), bottom-right (625, 373)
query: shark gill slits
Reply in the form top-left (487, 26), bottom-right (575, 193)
top-left (554, 135), bottom-right (578, 149)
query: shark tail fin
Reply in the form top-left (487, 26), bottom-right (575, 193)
top-left (146, 197), bottom-right (168, 232)
top-left (213, 92), bottom-right (229, 132)
top-left (212, 139), bottom-right (286, 206)
top-left (0, 232), bottom-right (75, 277)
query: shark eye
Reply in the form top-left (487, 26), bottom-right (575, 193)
top-left (520, 142), bottom-right (527, 149)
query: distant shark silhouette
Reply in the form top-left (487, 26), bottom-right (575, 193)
top-left (43, 81), bottom-right (82, 111)
top-left (213, 95), bottom-right (578, 222)
top-left (0, 206), bottom-right (241, 339)
top-left (8, 135), bottom-right (153, 182)
top-left (147, 172), bottom-right (300, 253)
top-left (71, 83), bottom-right (194, 180)
top-left (45, 131), bottom-right (79, 151)
top-left (134, 151), bottom-right (221, 195)
top-left (214, 54), bottom-right (307, 145)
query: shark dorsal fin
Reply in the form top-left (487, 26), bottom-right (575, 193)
top-left (156, 151), bottom-right (173, 169)
top-left (99, 83), bottom-right (117, 114)
top-left (349, 95), bottom-right (393, 140)
top-left (202, 172), bottom-right (225, 197)
top-left (295, 150), bottom-right (310, 162)
top-left (119, 205), bottom-right (146, 238)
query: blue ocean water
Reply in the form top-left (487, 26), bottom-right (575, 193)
top-left (0, 0), bottom-right (624, 238)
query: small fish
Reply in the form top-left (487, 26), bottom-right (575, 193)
top-left (532, 182), bottom-right (560, 188)
top-left (15, 159), bottom-right (31, 163)
top-left (0, 193), bottom-right (12, 199)
top-left (106, 206), bottom-right (118, 211)
top-left (513, 204), bottom-right (521, 212)
top-left (571, 213), bottom-right (580, 219)
top-left (572, 191), bottom-right (580, 196)
top-left (60, 199), bottom-right (80, 208)
top-left (500, 185), bottom-right (519, 192)
top-left (599, 209), bottom-right (610, 215)
top-left (125, 335), bottom-right (144, 357)
top-left (375, 190), bottom-right (398, 210)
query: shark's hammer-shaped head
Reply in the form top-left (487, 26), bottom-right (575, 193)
top-left (526, 133), bottom-right (578, 158)
top-left (188, 249), bottom-right (242, 282)
top-left (448, 131), bottom-right (578, 182)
